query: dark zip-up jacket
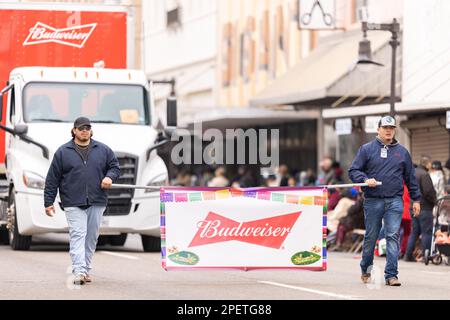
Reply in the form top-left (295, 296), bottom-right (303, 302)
top-left (415, 165), bottom-right (437, 210)
top-left (44, 139), bottom-right (120, 208)
top-left (348, 138), bottom-right (421, 201)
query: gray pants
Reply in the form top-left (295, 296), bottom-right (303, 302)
top-left (65, 206), bottom-right (106, 276)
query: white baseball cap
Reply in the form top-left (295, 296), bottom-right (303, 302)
top-left (378, 116), bottom-right (396, 128)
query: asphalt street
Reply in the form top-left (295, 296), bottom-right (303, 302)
top-left (0, 233), bottom-right (449, 300)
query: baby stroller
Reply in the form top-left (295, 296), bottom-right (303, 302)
top-left (424, 195), bottom-right (450, 265)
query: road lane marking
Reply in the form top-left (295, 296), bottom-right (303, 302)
top-left (258, 280), bottom-right (362, 300)
top-left (1, 280), bottom-right (44, 283)
top-left (99, 251), bottom-right (140, 260)
top-left (420, 271), bottom-right (448, 275)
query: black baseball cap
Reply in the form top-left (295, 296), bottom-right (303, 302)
top-left (73, 117), bottom-right (91, 128)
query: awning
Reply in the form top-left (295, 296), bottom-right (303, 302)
top-left (395, 101), bottom-right (450, 114)
top-left (183, 107), bottom-right (320, 131)
top-left (322, 101), bottom-right (450, 119)
top-left (249, 29), bottom-right (392, 107)
top-left (322, 103), bottom-right (390, 119)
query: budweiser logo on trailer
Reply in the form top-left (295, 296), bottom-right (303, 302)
top-left (189, 211), bottom-right (301, 249)
top-left (23, 22), bottom-right (97, 48)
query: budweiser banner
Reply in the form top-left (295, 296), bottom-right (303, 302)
top-left (161, 187), bottom-right (327, 271)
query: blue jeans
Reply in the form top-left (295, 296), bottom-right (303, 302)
top-left (361, 197), bottom-right (403, 281)
top-left (65, 206), bottom-right (106, 276)
top-left (405, 209), bottom-right (433, 259)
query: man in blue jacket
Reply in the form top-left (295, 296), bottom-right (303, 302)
top-left (349, 116), bottom-right (421, 286)
top-left (44, 117), bottom-right (120, 285)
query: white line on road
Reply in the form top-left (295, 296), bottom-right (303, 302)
top-left (99, 251), bottom-right (141, 260)
top-left (420, 271), bottom-right (448, 275)
top-left (1, 280), bottom-right (43, 283)
top-left (258, 280), bottom-right (362, 300)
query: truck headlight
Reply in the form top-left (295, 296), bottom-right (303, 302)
top-left (23, 171), bottom-right (45, 190)
top-left (145, 178), bottom-right (168, 193)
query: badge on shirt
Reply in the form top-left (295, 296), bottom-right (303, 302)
top-left (381, 147), bottom-right (388, 158)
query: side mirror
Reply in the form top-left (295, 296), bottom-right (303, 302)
top-left (14, 124), bottom-right (28, 136)
top-left (166, 96), bottom-right (177, 128)
top-left (164, 96), bottom-right (177, 138)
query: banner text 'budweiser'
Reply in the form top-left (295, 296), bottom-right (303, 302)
top-left (189, 211), bottom-right (301, 249)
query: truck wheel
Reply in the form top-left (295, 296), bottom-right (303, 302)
top-left (96, 235), bottom-right (108, 247)
top-left (141, 235), bottom-right (161, 252)
top-left (8, 188), bottom-right (31, 250)
top-left (109, 233), bottom-right (128, 246)
top-left (0, 225), bottom-right (9, 245)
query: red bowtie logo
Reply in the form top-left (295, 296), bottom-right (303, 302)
top-left (189, 211), bottom-right (301, 249)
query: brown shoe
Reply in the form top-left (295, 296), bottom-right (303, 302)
top-left (361, 273), bottom-right (371, 284)
top-left (84, 274), bottom-right (92, 283)
top-left (73, 275), bottom-right (86, 285)
top-left (385, 278), bottom-right (401, 286)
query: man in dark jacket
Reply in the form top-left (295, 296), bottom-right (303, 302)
top-left (349, 116), bottom-right (421, 286)
top-left (404, 156), bottom-right (436, 262)
top-left (44, 117), bottom-right (120, 285)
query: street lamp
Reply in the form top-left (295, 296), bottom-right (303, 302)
top-left (356, 18), bottom-right (400, 117)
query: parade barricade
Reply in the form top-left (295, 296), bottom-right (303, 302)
top-left (160, 187), bottom-right (328, 271)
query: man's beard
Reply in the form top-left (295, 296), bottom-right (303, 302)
top-left (77, 135), bottom-right (90, 142)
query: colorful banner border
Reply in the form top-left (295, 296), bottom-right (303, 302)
top-left (160, 187), bottom-right (328, 271)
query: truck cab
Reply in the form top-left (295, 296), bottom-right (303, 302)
top-left (0, 66), bottom-right (175, 251)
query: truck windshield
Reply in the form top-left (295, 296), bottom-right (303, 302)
top-left (23, 82), bottom-right (150, 125)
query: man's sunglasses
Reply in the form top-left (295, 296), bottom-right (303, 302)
top-left (77, 125), bottom-right (91, 131)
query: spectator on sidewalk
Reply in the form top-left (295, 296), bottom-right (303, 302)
top-left (429, 160), bottom-right (446, 199)
top-left (265, 174), bottom-right (278, 187)
top-left (444, 158), bottom-right (450, 184)
top-left (230, 166), bottom-right (247, 188)
top-left (240, 168), bottom-right (258, 188)
top-left (287, 176), bottom-right (297, 187)
top-left (404, 156), bottom-right (436, 262)
top-left (328, 188), bottom-right (342, 211)
top-left (399, 184), bottom-right (412, 260)
top-left (277, 164), bottom-right (290, 187)
top-left (333, 189), bottom-right (365, 251)
top-left (172, 169), bottom-right (193, 186)
top-left (198, 167), bottom-right (214, 187)
top-left (327, 188), bottom-right (357, 235)
top-left (208, 166), bottom-right (229, 187)
top-left (332, 161), bottom-right (344, 184)
top-left (316, 157), bottom-right (334, 186)
top-left (298, 169), bottom-right (316, 186)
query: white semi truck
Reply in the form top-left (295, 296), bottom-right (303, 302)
top-left (0, 66), bottom-right (176, 251)
top-left (0, 4), bottom-right (177, 251)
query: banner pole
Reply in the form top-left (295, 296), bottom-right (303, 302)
top-left (321, 182), bottom-right (382, 189)
top-left (110, 184), bottom-right (160, 190)
top-left (111, 182), bottom-right (382, 190)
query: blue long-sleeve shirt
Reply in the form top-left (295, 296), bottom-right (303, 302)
top-left (348, 138), bottom-right (421, 201)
